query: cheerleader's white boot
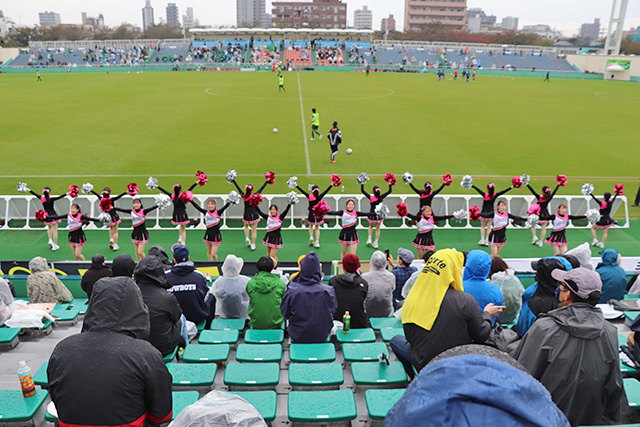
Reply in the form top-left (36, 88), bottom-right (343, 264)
top-left (246, 237), bottom-right (251, 247)
top-left (596, 242), bottom-right (605, 248)
top-left (314, 241), bottom-right (320, 248)
top-left (250, 243), bottom-right (256, 251)
top-left (309, 236), bottom-right (315, 246)
top-left (366, 237), bottom-right (372, 247)
top-left (591, 238), bottom-right (599, 246)
top-left (48, 239), bottom-right (54, 248)
top-left (373, 240), bottom-right (379, 249)
top-left (536, 240), bottom-right (543, 248)
top-left (531, 236), bottom-right (539, 245)
top-left (478, 239), bottom-right (485, 246)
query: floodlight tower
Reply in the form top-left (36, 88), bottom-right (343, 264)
top-left (603, 0), bottom-right (629, 55)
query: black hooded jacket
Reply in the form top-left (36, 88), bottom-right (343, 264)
top-left (134, 256), bottom-right (183, 356)
top-left (528, 258), bottom-right (567, 317)
top-left (328, 273), bottom-right (369, 328)
top-left (148, 245), bottom-right (173, 271)
top-left (48, 277), bottom-right (172, 426)
top-left (112, 253), bottom-right (136, 277)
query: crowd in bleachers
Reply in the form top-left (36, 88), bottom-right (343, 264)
top-left (23, 45), bottom-right (151, 68)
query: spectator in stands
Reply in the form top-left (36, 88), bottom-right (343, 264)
top-left (329, 254), bottom-right (369, 328)
top-left (489, 257), bottom-right (524, 325)
top-left (596, 249), bottom-right (627, 302)
top-left (401, 250), bottom-right (435, 299)
top-left (27, 256), bottom-right (73, 304)
top-left (112, 253), bottom-right (136, 277)
top-left (167, 244), bottom-right (214, 325)
top-left (388, 248), bottom-right (417, 309)
top-left (211, 255), bottom-right (250, 319)
top-left (286, 254), bottom-right (306, 289)
top-left (511, 268), bottom-right (624, 425)
top-left (134, 256), bottom-right (184, 357)
top-left (281, 251), bottom-right (337, 343)
top-left (247, 256), bottom-right (286, 329)
top-left (148, 245), bottom-right (172, 270)
top-left (81, 254), bottom-right (112, 300)
top-left (463, 250), bottom-right (503, 323)
top-left (361, 251), bottom-right (395, 318)
top-left (48, 277), bottom-right (173, 426)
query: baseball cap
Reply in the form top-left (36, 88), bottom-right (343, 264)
top-left (171, 244), bottom-right (190, 263)
top-left (551, 268), bottom-right (602, 299)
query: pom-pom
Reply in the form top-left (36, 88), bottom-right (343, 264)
top-left (520, 174), bottom-right (530, 186)
top-left (81, 182), bottom-right (93, 195)
top-left (249, 193), bottom-right (264, 207)
top-left (180, 191), bottom-right (194, 204)
top-left (396, 203), bottom-right (408, 217)
top-left (287, 191), bottom-right (300, 205)
top-left (586, 209), bottom-right (601, 226)
top-left (146, 176), bottom-right (158, 190)
top-left (227, 191), bottom-right (240, 205)
top-left (196, 170), bottom-right (208, 186)
top-left (264, 171), bottom-right (276, 185)
top-left (442, 173), bottom-right (453, 186)
top-left (402, 172), bottom-right (414, 184)
top-left (527, 204), bottom-right (541, 216)
top-left (384, 173), bottom-right (397, 186)
top-left (525, 214), bottom-right (540, 229)
top-left (453, 209), bottom-right (468, 222)
top-left (614, 184), bottom-right (624, 196)
top-left (127, 183), bottom-right (139, 196)
top-left (460, 175), bottom-right (473, 190)
top-left (17, 182), bottom-right (28, 193)
top-left (97, 212), bottom-right (112, 224)
top-left (469, 205), bottom-right (481, 221)
top-left (35, 209), bottom-right (48, 222)
top-left (312, 200), bottom-right (330, 218)
top-left (331, 174), bottom-right (342, 187)
top-left (511, 176), bottom-right (523, 189)
top-left (356, 172), bottom-right (369, 185)
top-left (99, 197), bottom-right (113, 212)
top-left (287, 176), bottom-right (298, 189)
top-left (154, 194), bottom-right (171, 210)
top-left (68, 185), bottom-right (79, 198)
top-left (556, 174), bottom-right (567, 187)
top-left (375, 203), bottom-right (390, 219)
top-left (226, 170), bottom-right (237, 184)
top-left (580, 183), bottom-right (594, 196)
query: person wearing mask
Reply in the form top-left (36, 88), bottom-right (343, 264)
top-left (111, 253), bottom-right (136, 277)
top-left (329, 254), bottom-right (369, 328)
top-left (81, 254), bottom-right (112, 300)
top-left (27, 256), bottom-right (73, 304)
top-left (388, 248), bottom-right (417, 309)
top-left (247, 256), bottom-right (286, 329)
top-left (211, 255), bottom-right (251, 319)
top-left (463, 250), bottom-right (503, 323)
top-left (489, 257), bottom-right (524, 325)
top-left (361, 251), bottom-right (395, 318)
top-left (596, 249), bottom-right (627, 303)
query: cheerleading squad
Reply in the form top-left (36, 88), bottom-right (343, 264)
top-left (17, 171), bottom-right (624, 261)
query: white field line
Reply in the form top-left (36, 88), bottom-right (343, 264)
top-left (296, 72), bottom-right (312, 175)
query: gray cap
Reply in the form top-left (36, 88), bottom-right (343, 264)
top-left (551, 268), bottom-right (602, 299)
top-left (397, 248), bottom-right (415, 265)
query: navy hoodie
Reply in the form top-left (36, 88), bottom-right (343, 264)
top-left (166, 261), bottom-right (213, 323)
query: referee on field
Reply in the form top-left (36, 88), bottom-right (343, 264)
top-left (327, 121), bottom-right (342, 163)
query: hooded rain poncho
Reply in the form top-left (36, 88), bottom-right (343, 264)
top-left (211, 255), bottom-right (250, 319)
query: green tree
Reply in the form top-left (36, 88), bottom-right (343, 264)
top-left (620, 36), bottom-right (640, 55)
top-left (142, 23), bottom-right (183, 39)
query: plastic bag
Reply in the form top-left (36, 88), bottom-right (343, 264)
top-left (0, 278), bottom-right (14, 326)
top-left (186, 320), bottom-right (198, 342)
top-left (168, 390), bottom-right (266, 427)
top-left (4, 309), bottom-right (55, 329)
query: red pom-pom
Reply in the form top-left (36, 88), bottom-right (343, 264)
top-left (249, 193), bottom-right (264, 207)
top-left (469, 205), bottom-right (481, 221)
top-left (265, 171), bottom-right (276, 185)
top-left (312, 200), bottom-right (330, 218)
top-left (196, 170), bottom-right (208, 186)
top-left (68, 185), bottom-right (79, 198)
top-left (556, 174), bottom-right (567, 187)
top-left (100, 197), bottom-right (113, 212)
top-left (35, 209), bottom-right (48, 222)
top-left (511, 176), bottom-right (523, 189)
top-left (331, 174), bottom-right (342, 187)
top-left (180, 191), bottom-right (194, 204)
top-left (614, 184), bottom-right (624, 195)
top-left (527, 204), bottom-right (541, 215)
top-left (396, 203), bottom-right (408, 217)
top-left (442, 173), bottom-right (453, 186)
top-left (384, 173), bottom-right (397, 186)
top-left (127, 183), bottom-right (139, 196)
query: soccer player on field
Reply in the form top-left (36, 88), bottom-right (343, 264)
top-left (309, 108), bottom-right (321, 140)
top-left (278, 74), bottom-right (285, 92)
top-left (327, 121), bottom-right (342, 163)
top-left (36, 69), bottom-right (43, 83)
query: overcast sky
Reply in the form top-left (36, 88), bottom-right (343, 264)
top-left (3, 0), bottom-right (640, 37)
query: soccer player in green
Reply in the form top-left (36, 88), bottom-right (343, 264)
top-left (36, 69), bottom-right (43, 83)
top-left (309, 108), bottom-right (321, 140)
top-left (278, 74), bottom-right (285, 92)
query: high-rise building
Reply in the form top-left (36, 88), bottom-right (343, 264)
top-left (237, 0), bottom-right (267, 27)
top-left (166, 3), bottom-right (180, 28)
top-left (272, 0), bottom-right (347, 29)
top-left (405, 0), bottom-right (467, 31)
top-left (580, 18), bottom-right (601, 43)
top-left (142, 0), bottom-right (154, 30)
top-left (183, 7), bottom-right (194, 29)
top-left (466, 8), bottom-right (496, 33)
top-left (354, 5), bottom-right (373, 30)
top-left (381, 14), bottom-right (396, 32)
top-left (39, 11), bottom-right (61, 26)
top-left (522, 24), bottom-right (558, 39)
top-left (501, 16), bottom-right (518, 31)
top-left (81, 12), bottom-right (105, 28)
top-left (0, 10), bottom-right (16, 37)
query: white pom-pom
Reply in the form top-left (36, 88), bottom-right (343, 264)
top-left (586, 209), bottom-right (601, 225)
top-left (227, 190), bottom-right (240, 205)
top-left (226, 170), bottom-right (237, 184)
top-left (520, 174), bottom-right (530, 186)
top-left (81, 182), bottom-right (94, 195)
top-left (356, 172), bottom-right (369, 185)
top-left (525, 214), bottom-right (540, 229)
top-left (582, 183), bottom-right (594, 196)
top-left (453, 209), bottom-right (468, 222)
top-left (97, 212), bottom-right (112, 224)
top-left (460, 175), bottom-right (473, 190)
top-left (146, 176), bottom-right (158, 190)
top-left (287, 176), bottom-right (298, 189)
top-left (402, 172), bottom-right (414, 184)
top-left (374, 203), bottom-right (390, 219)
top-left (17, 182), bottom-right (28, 193)
top-left (154, 193), bottom-right (171, 210)
top-left (287, 191), bottom-right (300, 204)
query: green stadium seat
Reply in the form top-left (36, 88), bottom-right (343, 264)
top-left (626, 378), bottom-right (640, 407)
top-left (289, 343), bottom-right (336, 363)
top-left (198, 329), bottom-right (239, 344)
top-left (0, 326), bottom-right (20, 349)
top-left (342, 343), bottom-right (389, 362)
top-left (163, 347), bottom-right (179, 363)
top-left (50, 304), bottom-right (81, 324)
top-left (369, 317), bottom-right (402, 330)
top-left (223, 363), bottom-right (280, 387)
top-left (288, 390), bottom-right (357, 422)
top-left (625, 311), bottom-right (640, 327)
top-left (235, 344), bottom-right (283, 363)
top-left (244, 329), bottom-right (285, 344)
top-left (618, 334), bottom-right (639, 374)
top-left (289, 363), bottom-right (344, 387)
top-left (196, 320), bottom-right (206, 331)
top-left (380, 328), bottom-right (404, 342)
top-left (0, 389), bottom-right (49, 422)
top-left (181, 344), bottom-right (230, 363)
top-left (625, 294), bottom-right (640, 300)
top-left (33, 361), bottom-right (49, 387)
top-left (210, 318), bottom-right (246, 331)
top-left (351, 361), bottom-right (408, 386)
top-left (72, 298), bottom-right (89, 315)
top-left (335, 328), bottom-right (376, 343)
top-left (229, 391), bottom-right (277, 422)
top-left (365, 389), bottom-right (406, 420)
top-left (166, 363), bottom-right (217, 387)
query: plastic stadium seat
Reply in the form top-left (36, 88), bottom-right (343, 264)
top-left (0, 326), bottom-right (20, 349)
top-left (335, 328), bottom-right (376, 343)
top-left (380, 328), bottom-right (404, 342)
top-left (163, 347), bottom-right (178, 363)
top-left (224, 363), bottom-right (280, 387)
top-left (198, 329), bottom-right (239, 344)
top-left (228, 391), bottom-right (277, 422)
top-left (625, 294), bottom-right (640, 300)
top-left (181, 344), bottom-right (230, 363)
top-left (625, 378), bottom-right (640, 407)
top-left (288, 390), bottom-right (357, 422)
top-left (235, 344), bottom-right (282, 363)
top-left (0, 389), bottom-right (49, 422)
top-left (351, 361), bottom-right (408, 386)
top-left (244, 329), bottom-right (285, 344)
top-left (342, 343), bottom-right (389, 362)
top-left (50, 304), bottom-right (81, 324)
top-left (625, 311), bottom-right (639, 327)
top-left (71, 298), bottom-right (89, 315)
top-left (618, 334), bottom-right (639, 374)
top-left (365, 389), bottom-right (406, 420)
top-left (369, 317), bottom-right (402, 330)
top-left (289, 363), bottom-right (344, 387)
top-left (196, 320), bottom-right (206, 331)
top-left (33, 362), bottom-right (49, 387)
top-left (289, 343), bottom-right (336, 363)
top-left (166, 363), bottom-right (217, 387)
top-left (210, 318), bottom-right (246, 331)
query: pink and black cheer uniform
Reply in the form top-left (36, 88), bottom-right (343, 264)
top-left (233, 181), bottom-right (268, 224)
top-left (472, 185), bottom-right (512, 221)
top-left (591, 193), bottom-right (618, 229)
top-left (47, 213), bottom-right (98, 247)
top-left (409, 182), bottom-right (445, 212)
top-left (526, 184), bottom-right (559, 224)
top-left (114, 206), bottom-right (158, 244)
top-left (91, 191), bottom-right (127, 227)
top-left (256, 204), bottom-right (291, 248)
top-left (326, 209), bottom-right (368, 244)
top-left (539, 213), bottom-right (586, 246)
top-left (406, 212), bottom-right (454, 250)
top-left (361, 184), bottom-right (392, 223)
top-left (297, 185), bottom-right (332, 225)
top-left (29, 190), bottom-right (66, 225)
top-left (487, 211), bottom-right (526, 246)
top-left (158, 183), bottom-right (198, 225)
top-left (192, 201), bottom-right (231, 245)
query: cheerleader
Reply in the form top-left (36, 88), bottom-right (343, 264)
top-left (487, 200), bottom-right (526, 258)
top-left (526, 183), bottom-right (559, 247)
top-left (44, 204), bottom-right (99, 261)
top-left (408, 181), bottom-right (445, 211)
top-left (91, 187), bottom-right (127, 251)
top-left (297, 183), bottom-right (332, 248)
top-left (538, 204), bottom-right (586, 256)
top-left (325, 198), bottom-right (369, 258)
top-left (361, 183), bottom-right (392, 249)
top-left (404, 205), bottom-right (455, 259)
top-left (590, 192), bottom-right (618, 248)
top-left (471, 183), bottom-right (513, 246)
top-left (232, 178), bottom-right (269, 251)
top-left (28, 186), bottom-right (67, 251)
top-left (113, 198), bottom-right (159, 261)
top-left (191, 199), bottom-right (231, 261)
top-left (256, 202), bottom-right (292, 261)
top-left (157, 181), bottom-right (198, 245)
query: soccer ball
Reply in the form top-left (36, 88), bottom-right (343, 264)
top-left (273, 128), bottom-right (278, 133)
top-left (346, 148), bottom-right (353, 154)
